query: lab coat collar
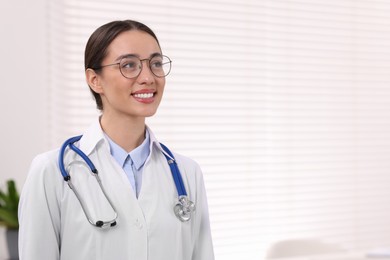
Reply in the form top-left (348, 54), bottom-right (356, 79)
top-left (145, 125), bottom-right (174, 161)
top-left (78, 118), bottom-right (172, 161)
top-left (78, 118), bottom-right (107, 156)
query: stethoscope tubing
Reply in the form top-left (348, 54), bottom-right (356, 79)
top-left (160, 143), bottom-right (187, 197)
top-left (59, 135), bottom-right (195, 225)
top-left (59, 135), bottom-right (97, 180)
top-left (59, 135), bottom-right (118, 227)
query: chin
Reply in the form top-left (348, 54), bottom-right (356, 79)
top-left (140, 109), bottom-right (158, 118)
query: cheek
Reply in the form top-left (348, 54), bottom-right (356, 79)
top-left (108, 77), bottom-right (135, 92)
top-left (101, 81), bottom-right (134, 101)
top-left (158, 78), bottom-right (166, 91)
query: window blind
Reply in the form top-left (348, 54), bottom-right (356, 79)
top-left (48, 0), bottom-right (390, 258)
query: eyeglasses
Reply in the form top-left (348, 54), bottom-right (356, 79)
top-left (93, 54), bottom-right (172, 79)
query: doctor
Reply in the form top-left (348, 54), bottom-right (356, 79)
top-left (18, 20), bottom-right (214, 260)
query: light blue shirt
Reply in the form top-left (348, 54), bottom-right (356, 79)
top-left (105, 130), bottom-right (150, 198)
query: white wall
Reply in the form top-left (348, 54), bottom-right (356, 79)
top-left (0, 0), bottom-right (47, 258)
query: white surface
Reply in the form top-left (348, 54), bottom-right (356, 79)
top-left (271, 251), bottom-right (390, 260)
top-left (266, 239), bottom-right (346, 259)
top-left (367, 248), bottom-right (390, 258)
top-left (0, 0), bottom-right (47, 257)
top-left (0, 3), bottom-right (48, 181)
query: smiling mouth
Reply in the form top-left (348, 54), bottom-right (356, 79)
top-left (132, 93), bottom-right (154, 99)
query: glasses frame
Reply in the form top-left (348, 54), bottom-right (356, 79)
top-left (93, 54), bottom-right (172, 79)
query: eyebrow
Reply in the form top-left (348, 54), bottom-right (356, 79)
top-left (114, 52), bottom-right (162, 62)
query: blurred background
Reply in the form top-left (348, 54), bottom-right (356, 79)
top-left (1, 0), bottom-right (390, 259)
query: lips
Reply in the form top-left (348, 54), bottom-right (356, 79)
top-left (131, 89), bottom-right (156, 103)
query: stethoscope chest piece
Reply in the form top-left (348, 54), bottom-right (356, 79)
top-left (174, 195), bottom-right (195, 222)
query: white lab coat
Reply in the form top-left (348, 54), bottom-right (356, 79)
top-left (18, 120), bottom-right (214, 260)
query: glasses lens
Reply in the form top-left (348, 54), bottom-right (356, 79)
top-left (119, 55), bottom-right (172, 78)
top-left (119, 57), bottom-right (141, 79)
top-left (150, 55), bottom-right (172, 77)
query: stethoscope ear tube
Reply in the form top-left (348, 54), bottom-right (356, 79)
top-left (59, 135), bottom-right (83, 180)
top-left (59, 135), bottom-right (97, 180)
top-left (58, 135), bottom-right (118, 228)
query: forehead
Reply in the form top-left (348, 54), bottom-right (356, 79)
top-left (106, 30), bottom-right (161, 59)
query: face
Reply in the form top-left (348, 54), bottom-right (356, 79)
top-left (88, 30), bottom-right (165, 119)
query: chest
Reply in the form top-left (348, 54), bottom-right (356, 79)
top-left (58, 148), bottom-right (196, 259)
top-left (60, 148), bottom-right (193, 232)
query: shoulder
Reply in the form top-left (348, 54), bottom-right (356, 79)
top-left (172, 151), bottom-right (201, 171)
top-left (29, 149), bottom-right (60, 173)
top-left (156, 142), bottom-right (201, 172)
top-left (147, 126), bottom-right (204, 177)
top-left (169, 150), bottom-right (205, 183)
top-left (20, 149), bottom-right (64, 215)
top-left (26, 149), bottom-right (63, 188)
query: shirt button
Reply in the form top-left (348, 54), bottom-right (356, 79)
top-left (134, 219), bottom-right (143, 229)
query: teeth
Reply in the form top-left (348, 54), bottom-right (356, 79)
top-left (133, 93), bottom-right (154, 99)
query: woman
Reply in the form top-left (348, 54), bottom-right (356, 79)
top-left (18, 20), bottom-right (214, 260)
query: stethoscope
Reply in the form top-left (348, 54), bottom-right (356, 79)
top-left (58, 135), bottom-right (195, 228)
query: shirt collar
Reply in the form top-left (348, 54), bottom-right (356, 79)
top-left (105, 130), bottom-right (150, 170)
top-left (78, 118), bottom-right (171, 161)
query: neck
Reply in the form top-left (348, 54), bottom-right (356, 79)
top-left (100, 114), bottom-right (146, 153)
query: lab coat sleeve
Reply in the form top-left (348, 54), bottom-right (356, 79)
top-left (191, 163), bottom-right (215, 260)
top-left (18, 152), bottom-right (62, 260)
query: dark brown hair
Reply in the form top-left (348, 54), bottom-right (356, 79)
top-left (84, 20), bottom-right (160, 110)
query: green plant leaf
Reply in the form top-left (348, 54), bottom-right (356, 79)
top-left (8, 181), bottom-right (19, 202)
top-left (0, 208), bottom-right (18, 229)
top-left (0, 179), bottom-right (19, 229)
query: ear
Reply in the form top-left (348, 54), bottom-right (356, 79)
top-left (85, 68), bottom-right (104, 94)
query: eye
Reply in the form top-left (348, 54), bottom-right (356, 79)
top-left (120, 58), bottom-right (139, 70)
top-left (150, 56), bottom-right (165, 69)
top-left (150, 60), bottom-right (163, 69)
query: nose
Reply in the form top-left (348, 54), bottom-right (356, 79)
top-left (137, 59), bottom-right (155, 84)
